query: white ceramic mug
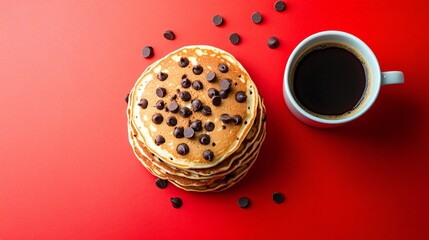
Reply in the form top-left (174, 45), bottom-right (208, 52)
top-left (283, 30), bottom-right (404, 127)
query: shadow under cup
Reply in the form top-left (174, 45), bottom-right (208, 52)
top-left (284, 31), bottom-right (382, 127)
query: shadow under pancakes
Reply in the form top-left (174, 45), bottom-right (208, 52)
top-left (324, 92), bottom-right (425, 163)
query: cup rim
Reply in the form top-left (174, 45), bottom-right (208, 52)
top-left (283, 30), bottom-right (381, 125)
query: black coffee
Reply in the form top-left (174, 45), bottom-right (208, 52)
top-left (292, 44), bottom-right (367, 116)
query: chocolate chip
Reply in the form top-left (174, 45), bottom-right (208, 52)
top-left (157, 72), bottom-right (168, 81)
top-left (204, 122), bottom-right (215, 131)
top-left (218, 63), bottom-right (229, 73)
top-left (179, 107), bottom-right (192, 118)
top-left (138, 99), bottom-right (148, 109)
top-left (156, 87), bottom-right (167, 98)
top-left (232, 115), bottom-right (243, 125)
top-left (191, 99), bottom-right (203, 112)
top-left (181, 78), bottom-right (191, 88)
top-left (179, 91), bottom-right (191, 101)
top-left (211, 96), bottom-right (221, 106)
top-left (125, 94), bottom-right (129, 103)
top-left (221, 113), bottom-right (232, 123)
top-left (272, 192), bottom-right (285, 204)
top-left (201, 106), bottom-right (212, 116)
top-left (220, 79), bottom-right (231, 91)
top-left (170, 94), bottom-right (177, 101)
top-left (163, 30), bottom-right (175, 40)
top-left (176, 143), bottom-right (189, 155)
top-left (155, 178), bottom-right (168, 189)
top-left (193, 65), bottom-right (203, 75)
top-left (219, 90), bottom-right (229, 99)
top-left (206, 72), bottom-right (217, 82)
top-left (190, 120), bottom-right (202, 131)
top-left (166, 116), bottom-right (177, 126)
top-left (184, 127), bottom-right (195, 139)
top-left (229, 33), bottom-right (240, 45)
top-left (192, 80), bottom-right (203, 90)
top-left (173, 127), bottom-right (184, 138)
top-left (155, 135), bottom-right (165, 145)
top-left (168, 102), bottom-right (179, 113)
top-left (274, 0), bottom-right (286, 12)
top-left (203, 150), bottom-right (214, 161)
top-left (212, 14), bottom-right (223, 26)
top-left (268, 36), bottom-right (280, 49)
top-left (170, 197), bottom-right (182, 208)
top-left (208, 88), bottom-right (219, 98)
top-left (156, 100), bottom-right (165, 110)
top-left (142, 46), bottom-right (154, 58)
top-left (199, 134), bottom-right (210, 145)
top-left (235, 91), bottom-right (247, 103)
top-left (251, 12), bottom-right (263, 24)
top-left (179, 57), bottom-right (189, 67)
top-left (238, 197), bottom-right (250, 208)
top-left (152, 113), bottom-right (163, 124)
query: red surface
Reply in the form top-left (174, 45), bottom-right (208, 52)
top-left (1, 0), bottom-right (428, 239)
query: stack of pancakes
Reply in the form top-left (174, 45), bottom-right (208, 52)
top-left (127, 45), bottom-right (266, 192)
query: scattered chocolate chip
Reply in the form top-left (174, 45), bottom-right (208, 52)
top-left (157, 72), bottom-right (168, 81)
top-left (184, 127), bottom-right (195, 139)
top-left (244, 121), bottom-right (248, 125)
top-left (220, 79), bottom-right (231, 91)
top-left (208, 88), bottom-right (219, 98)
top-left (142, 46), bottom-right (154, 58)
top-left (190, 120), bottom-right (202, 131)
top-left (155, 178), bottom-right (168, 189)
top-left (238, 197), bottom-right (250, 208)
top-left (235, 91), bottom-right (247, 103)
top-left (170, 197), bottom-right (182, 208)
top-left (199, 134), bottom-right (211, 145)
top-left (138, 99), bottom-right (148, 109)
top-left (252, 12), bottom-right (263, 24)
top-left (229, 33), bottom-right (240, 45)
top-left (206, 72), bottom-right (217, 82)
top-left (179, 91), bottom-right (191, 101)
top-left (274, 0), bottom-right (286, 12)
top-left (193, 65), bottom-right (203, 75)
top-left (168, 102), bottom-right (179, 113)
top-left (156, 100), bottom-right (165, 110)
top-left (205, 122), bottom-right (215, 131)
top-left (201, 106), bottom-right (212, 116)
top-left (222, 125), bottom-right (226, 129)
top-left (218, 63), bottom-right (229, 73)
top-left (221, 114), bottom-right (232, 123)
top-left (191, 99), bottom-right (203, 112)
top-left (173, 127), bottom-right (184, 138)
top-left (181, 78), bottom-right (191, 88)
top-left (163, 30), bottom-right (175, 40)
top-left (170, 94), bottom-right (177, 101)
top-left (232, 115), bottom-right (243, 125)
top-left (272, 192), bottom-right (285, 204)
top-left (166, 116), bottom-right (178, 126)
top-left (212, 142), bottom-right (216, 146)
top-left (176, 143), bottom-right (189, 155)
top-left (179, 57), bottom-right (189, 67)
top-left (219, 90), bottom-right (229, 99)
top-left (268, 36), bottom-right (280, 49)
top-left (156, 87), bottom-right (167, 98)
top-left (211, 95), bottom-right (221, 106)
top-left (212, 14), bottom-right (223, 26)
top-left (179, 107), bottom-right (192, 118)
top-left (192, 80), bottom-right (203, 90)
top-left (203, 150), bottom-right (214, 161)
top-left (155, 135), bottom-right (165, 145)
top-left (152, 113), bottom-right (163, 124)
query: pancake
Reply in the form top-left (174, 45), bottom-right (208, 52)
top-left (127, 45), bottom-right (266, 192)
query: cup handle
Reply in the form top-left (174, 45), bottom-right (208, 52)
top-left (381, 71), bottom-right (404, 85)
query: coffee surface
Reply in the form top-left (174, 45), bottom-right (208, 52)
top-left (293, 45), bottom-right (367, 116)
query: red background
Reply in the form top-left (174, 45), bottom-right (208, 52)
top-left (1, 0), bottom-right (428, 239)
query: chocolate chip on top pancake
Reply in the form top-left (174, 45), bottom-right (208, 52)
top-left (127, 45), bottom-right (266, 191)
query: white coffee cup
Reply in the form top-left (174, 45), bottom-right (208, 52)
top-left (283, 30), bottom-right (404, 127)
